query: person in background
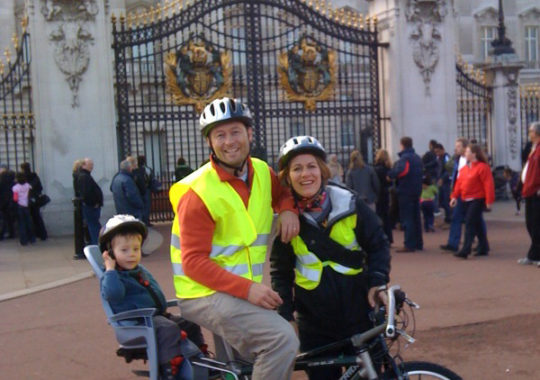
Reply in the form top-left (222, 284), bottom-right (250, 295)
top-left (78, 157), bottom-right (103, 245)
top-left (12, 172), bottom-right (36, 246)
top-left (434, 143), bottom-right (452, 224)
top-left (518, 122), bottom-right (540, 266)
top-left (137, 155), bottom-right (155, 225)
top-left (110, 159), bottom-right (144, 221)
top-left (21, 162), bottom-right (47, 241)
top-left (271, 136), bottom-right (390, 380)
top-left (0, 164), bottom-right (16, 240)
top-left (327, 153), bottom-right (344, 184)
top-left (450, 144), bottom-right (495, 259)
top-left (503, 166), bottom-right (522, 216)
top-left (388, 136), bottom-right (424, 252)
top-left (373, 149), bottom-right (393, 244)
top-left (72, 158), bottom-right (89, 259)
top-left (420, 175), bottom-right (438, 232)
top-left (346, 150), bottom-right (380, 209)
top-left (174, 157), bottom-right (194, 182)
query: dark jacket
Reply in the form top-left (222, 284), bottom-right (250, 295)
top-left (388, 148), bottom-right (423, 198)
top-left (0, 170), bottom-right (15, 209)
top-left (422, 150), bottom-right (439, 180)
top-left (270, 185), bottom-right (390, 334)
top-left (131, 166), bottom-right (148, 196)
top-left (175, 165), bottom-right (194, 182)
top-left (374, 164), bottom-right (391, 204)
top-left (78, 169), bottom-right (103, 207)
top-left (100, 265), bottom-right (167, 315)
top-left (110, 170), bottom-right (144, 218)
top-left (345, 165), bottom-right (380, 204)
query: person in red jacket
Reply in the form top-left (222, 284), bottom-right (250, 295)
top-left (450, 144), bottom-right (495, 258)
top-left (518, 122), bottom-right (540, 266)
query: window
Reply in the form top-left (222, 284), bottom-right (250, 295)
top-left (144, 131), bottom-right (165, 176)
top-left (525, 26), bottom-right (539, 68)
top-left (289, 121), bottom-right (305, 136)
top-left (231, 28), bottom-right (246, 65)
top-left (480, 26), bottom-right (497, 61)
top-left (341, 119), bottom-right (355, 148)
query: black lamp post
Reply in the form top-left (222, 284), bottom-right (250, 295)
top-left (491, 0), bottom-right (515, 56)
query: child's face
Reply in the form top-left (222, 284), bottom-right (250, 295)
top-left (111, 234), bottom-right (142, 270)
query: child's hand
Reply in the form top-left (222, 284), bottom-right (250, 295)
top-left (102, 250), bottom-right (116, 271)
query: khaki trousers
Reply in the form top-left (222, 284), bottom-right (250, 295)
top-left (178, 292), bottom-right (299, 380)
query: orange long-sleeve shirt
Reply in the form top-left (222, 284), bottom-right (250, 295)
top-left (176, 156), bottom-right (295, 300)
top-left (451, 161), bottom-right (495, 207)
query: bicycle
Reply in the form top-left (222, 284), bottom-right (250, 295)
top-left (189, 285), bottom-right (462, 380)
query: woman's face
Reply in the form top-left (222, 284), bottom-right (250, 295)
top-left (465, 147), bottom-right (475, 162)
top-left (288, 154), bottom-right (322, 198)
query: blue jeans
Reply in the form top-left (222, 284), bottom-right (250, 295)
top-left (398, 195), bottom-right (423, 250)
top-left (17, 205), bottom-right (36, 245)
top-left (447, 198), bottom-right (487, 250)
top-left (421, 200), bottom-right (435, 231)
top-left (82, 204), bottom-right (101, 245)
top-left (438, 183), bottom-right (451, 222)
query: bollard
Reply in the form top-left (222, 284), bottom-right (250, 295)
top-left (73, 197), bottom-right (85, 259)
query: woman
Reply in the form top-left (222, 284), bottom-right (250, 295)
top-left (373, 149), bottom-right (393, 244)
top-left (20, 162), bottom-right (47, 241)
top-left (270, 136), bottom-right (390, 380)
top-left (327, 153), bottom-right (344, 184)
top-left (345, 150), bottom-right (380, 209)
top-left (450, 144), bottom-right (495, 258)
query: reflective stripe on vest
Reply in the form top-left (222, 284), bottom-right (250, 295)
top-left (291, 213), bottom-right (363, 290)
top-left (169, 158), bottom-right (273, 298)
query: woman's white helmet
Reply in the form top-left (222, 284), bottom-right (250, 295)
top-left (199, 97), bottom-right (253, 137)
top-left (278, 136), bottom-right (326, 170)
top-left (98, 214), bottom-right (148, 252)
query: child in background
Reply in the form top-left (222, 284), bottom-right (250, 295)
top-left (420, 175), bottom-right (438, 232)
top-left (99, 215), bottom-right (205, 380)
top-left (11, 172), bottom-right (36, 245)
top-left (503, 167), bottom-right (522, 216)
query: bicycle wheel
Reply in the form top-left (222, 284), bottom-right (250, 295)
top-left (393, 361), bottom-right (462, 380)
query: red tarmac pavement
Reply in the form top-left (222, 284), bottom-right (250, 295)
top-left (0, 200), bottom-right (539, 379)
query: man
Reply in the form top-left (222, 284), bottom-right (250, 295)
top-left (169, 97), bottom-right (300, 380)
top-left (127, 155), bottom-right (150, 224)
top-left (78, 158), bottom-right (103, 247)
top-left (0, 164), bottom-right (16, 240)
top-left (110, 160), bottom-right (144, 221)
top-left (388, 136), bottom-right (424, 252)
top-left (518, 122), bottom-right (540, 266)
top-left (434, 143), bottom-right (452, 224)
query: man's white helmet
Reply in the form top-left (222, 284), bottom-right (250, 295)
top-left (199, 97), bottom-right (253, 137)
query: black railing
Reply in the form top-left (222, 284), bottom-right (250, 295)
top-left (0, 32), bottom-right (34, 170)
top-left (456, 63), bottom-right (493, 155)
top-left (112, 0), bottom-right (382, 222)
top-left (520, 85), bottom-right (539, 157)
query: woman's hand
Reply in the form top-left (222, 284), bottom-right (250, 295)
top-left (277, 210), bottom-right (300, 243)
top-left (449, 198), bottom-right (457, 208)
top-left (102, 250), bottom-right (116, 271)
top-left (368, 285), bottom-right (388, 309)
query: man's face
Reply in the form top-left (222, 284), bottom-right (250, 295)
top-left (207, 121), bottom-right (252, 168)
top-left (84, 159), bottom-right (94, 172)
top-left (454, 141), bottom-right (464, 156)
top-left (529, 126), bottom-right (540, 144)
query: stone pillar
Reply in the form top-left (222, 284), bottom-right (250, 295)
top-left (0, 1), bottom-right (15, 50)
top-left (27, 0), bottom-right (118, 235)
top-left (368, 0), bottom-right (458, 157)
top-left (483, 59), bottom-right (523, 171)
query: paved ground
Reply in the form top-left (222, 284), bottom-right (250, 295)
top-left (0, 200), bottom-right (539, 379)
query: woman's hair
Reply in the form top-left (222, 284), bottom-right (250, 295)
top-left (16, 172), bottom-right (27, 184)
top-left (348, 150), bottom-right (365, 169)
top-left (374, 149), bottom-right (392, 168)
top-left (468, 144), bottom-right (487, 163)
top-left (278, 155), bottom-right (331, 188)
top-left (20, 162), bottom-right (31, 175)
top-left (72, 159), bottom-right (84, 173)
top-left (177, 156), bottom-right (186, 166)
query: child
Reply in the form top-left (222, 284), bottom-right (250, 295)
top-left (11, 172), bottom-right (36, 245)
top-left (99, 215), bottom-right (204, 380)
top-left (420, 175), bottom-right (438, 232)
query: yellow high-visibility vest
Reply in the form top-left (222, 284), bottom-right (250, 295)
top-left (291, 213), bottom-right (364, 290)
top-left (169, 158), bottom-right (273, 298)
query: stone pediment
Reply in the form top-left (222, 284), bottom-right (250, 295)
top-left (473, 6), bottom-right (498, 23)
top-left (518, 6), bottom-right (540, 22)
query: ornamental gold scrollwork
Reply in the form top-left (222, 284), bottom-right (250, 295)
top-left (164, 34), bottom-right (232, 113)
top-left (278, 35), bottom-right (336, 111)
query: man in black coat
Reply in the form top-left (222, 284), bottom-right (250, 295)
top-left (0, 165), bottom-right (16, 240)
top-left (78, 158), bottom-right (103, 246)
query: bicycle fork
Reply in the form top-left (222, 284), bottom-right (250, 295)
top-left (340, 348), bottom-right (378, 380)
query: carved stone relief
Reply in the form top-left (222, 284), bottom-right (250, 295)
top-left (504, 70), bottom-right (520, 160)
top-left (405, 0), bottom-right (447, 96)
top-left (40, 0), bottom-right (98, 107)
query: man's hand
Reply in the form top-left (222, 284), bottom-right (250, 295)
top-left (449, 198), bottom-right (457, 208)
top-left (102, 250), bottom-right (116, 271)
top-left (368, 286), bottom-right (388, 308)
top-left (247, 283), bottom-right (283, 310)
top-left (277, 210), bottom-right (300, 243)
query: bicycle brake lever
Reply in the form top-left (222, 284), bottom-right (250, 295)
top-left (396, 329), bottom-right (416, 344)
top-left (405, 298), bottom-right (420, 309)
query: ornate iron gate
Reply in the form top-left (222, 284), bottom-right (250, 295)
top-left (0, 23), bottom-right (34, 170)
top-left (112, 0), bottom-right (381, 222)
top-left (456, 60), bottom-right (493, 154)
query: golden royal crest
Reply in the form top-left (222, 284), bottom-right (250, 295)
top-left (278, 35), bottom-right (336, 111)
top-left (164, 35), bottom-right (232, 113)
